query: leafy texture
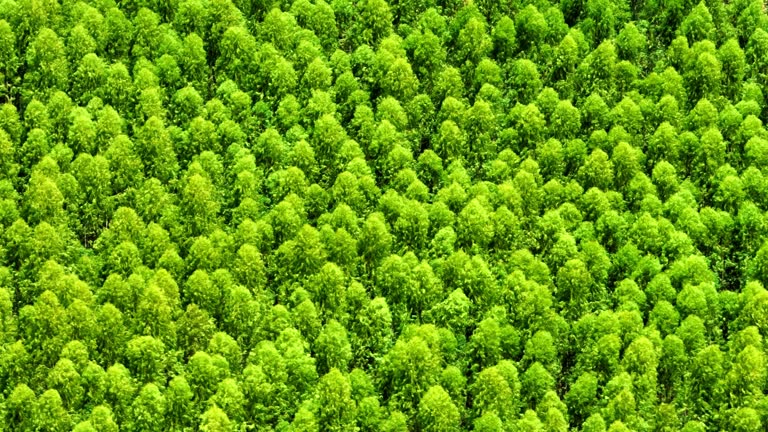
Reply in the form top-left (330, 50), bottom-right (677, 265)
top-left (0, 0), bottom-right (766, 430)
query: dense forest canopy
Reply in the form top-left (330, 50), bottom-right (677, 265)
top-left (1, 0), bottom-right (768, 430)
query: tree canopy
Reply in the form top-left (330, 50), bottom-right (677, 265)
top-left (0, 0), bottom-right (766, 430)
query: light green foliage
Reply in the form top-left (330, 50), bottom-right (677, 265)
top-left (0, 1), bottom-right (765, 431)
top-left (417, 385), bottom-right (461, 432)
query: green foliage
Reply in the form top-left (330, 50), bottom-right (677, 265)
top-left (0, 0), bottom-right (766, 430)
